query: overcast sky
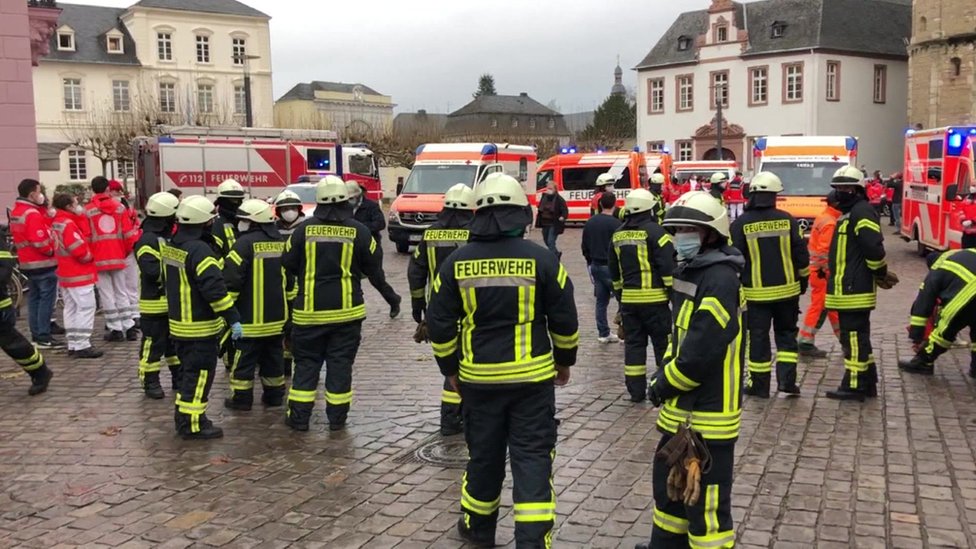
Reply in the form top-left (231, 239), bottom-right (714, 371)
top-left (68, 0), bottom-right (711, 114)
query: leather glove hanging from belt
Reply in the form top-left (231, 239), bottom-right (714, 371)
top-left (413, 320), bottom-right (429, 344)
top-left (614, 311), bottom-right (625, 341)
top-left (656, 423), bottom-right (712, 506)
top-left (876, 271), bottom-right (899, 290)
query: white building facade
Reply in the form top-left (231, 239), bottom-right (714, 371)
top-left (635, 0), bottom-right (912, 174)
top-left (33, 0), bottom-right (272, 189)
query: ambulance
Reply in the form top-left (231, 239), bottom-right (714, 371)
top-left (388, 142), bottom-right (536, 253)
top-left (537, 149), bottom-right (664, 221)
top-left (671, 160), bottom-right (741, 204)
top-left (133, 126), bottom-right (381, 204)
top-left (753, 135), bottom-right (857, 231)
top-left (901, 126), bottom-right (976, 253)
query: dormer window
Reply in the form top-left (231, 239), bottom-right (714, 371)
top-left (107, 34), bottom-right (123, 54)
top-left (771, 22), bottom-right (787, 39)
top-left (677, 35), bottom-right (692, 51)
top-left (57, 29), bottom-right (75, 51)
top-left (717, 26), bottom-right (728, 42)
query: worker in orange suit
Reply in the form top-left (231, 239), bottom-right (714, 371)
top-left (798, 191), bottom-right (842, 357)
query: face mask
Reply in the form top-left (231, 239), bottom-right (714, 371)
top-left (47, 208), bottom-right (56, 218)
top-left (237, 220), bottom-right (251, 233)
top-left (30, 192), bottom-right (45, 205)
top-left (281, 210), bottom-right (299, 223)
top-left (674, 231), bottom-right (702, 260)
top-left (649, 184), bottom-right (662, 194)
top-left (712, 184), bottom-right (725, 192)
top-left (73, 205), bottom-right (85, 215)
top-left (547, 188), bottom-right (556, 195)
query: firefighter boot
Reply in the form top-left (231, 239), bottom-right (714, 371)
top-left (28, 365), bottom-right (53, 396)
top-left (261, 386), bottom-right (285, 407)
top-left (175, 409), bottom-right (223, 440)
top-left (898, 351), bottom-right (935, 375)
top-left (776, 362), bottom-right (801, 395)
top-left (825, 371), bottom-right (866, 402)
top-left (626, 375), bottom-right (647, 402)
top-left (285, 402), bottom-right (311, 432)
top-left (441, 404), bottom-right (463, 436)
top-left (224, 389), bottom-right (253, 411)
top-left (744, 372), bottom-right (770, 399)
top-left (143, 372), bottom-right (165, 400)
top-left (456, 517), bottom-right (496, 547)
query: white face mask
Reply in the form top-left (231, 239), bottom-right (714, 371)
top-left (237, 220), bottom-right (251, 233)
top-left (73, 205), bottom-right (85, 215)
top-left (46, 208), bottom-right (56, 218)
top-left (281, 210), bottom-right (300, 223)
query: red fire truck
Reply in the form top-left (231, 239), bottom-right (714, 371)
top-left (132, 126), bottom-right (381, 205)
top-left (902, 126), bottom-right (976, 253)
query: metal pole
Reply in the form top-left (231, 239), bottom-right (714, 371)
top-left (716, 85), bottom-right (724, 161)
top-left (244, 72), bottom-right (253, 128)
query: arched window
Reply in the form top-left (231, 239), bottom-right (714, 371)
top-left (919, 16), bottom-right (927, 32)
top-left (951, 57), bottom-right (962, 77)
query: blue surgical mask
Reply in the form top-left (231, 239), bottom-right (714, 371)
top-left (674, 232), bottom-right (702, 260)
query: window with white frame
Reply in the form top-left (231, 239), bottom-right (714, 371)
top-left (511, 118), bottom-right (519, 128)
top-left (749, 67), bottom-right (768, 105)
top-left (196, 35), bottom-right (210, 63)
top-left (68, 150), bottom-right (87, 181)
top-left (107, 35), bottom-right (123, 54)
top-left (529, 118), bottom-right (537, 129)
top-left (112, 80), bottom-right (130, 112)
top-left (159, 82), bottom-right (176, 113)
top-left (197, 83), bottom-right (214, 113)
top-left (234, 85), bottom-right (246, 114)
top-left (63, 78), bottom-right (82, 111)
top-left (157, 32), bottom-right (173, 61)
top-left (649, 78), bottom-right (665, 114)
top-left (677, 75), bottom-right (693, 111)
top-left (717, 26), bottom-right (728, 43)
top-left (784, 63), bottom-right (803, 102)
top-left (232, 38), bottom-right (247, 65)
top-left (826, 61), bottom-right (840, 101)
top-left (490, 118), bottom-right (498, 128)
top-left (57, 30), bottom-right (74, 51)
top-left (647, 141), bottom-right (665, 152)
top-left (677, 141), bottom-right (693, 161)
top-left (873, 65), bottom-right (887, 104)
top-left (711, 71), bottom-right (729, 108)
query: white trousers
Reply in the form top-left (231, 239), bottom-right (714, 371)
top-left (63, 284), bottom-right (96, 351)
top-left (122, 254), bottom-right (141, 323)
top-left (97, 269), bottom-right (136, 332)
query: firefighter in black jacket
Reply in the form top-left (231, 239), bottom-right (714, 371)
top-left (273, 189), bottom-right (305, 378)
top-left (348, 181), bottom-right (402, 318)
top-left (407, 183), bottom-right (474, 436)
top-left (730, 172), bottom-right (810, 397)
top-left (211, 179), bottom-right (246, 256)
top-left (825, 166), bottom-right (898, 401)
top-left (648, 173), bottom-right (668, 224)
top-left (427, 173), bottom-right (579, 548)
top-left (165, 195), bottom-right (242, 440)
top-left (223, 199), bottom-right (292, 411)
top-left (283, 176), bottom-right (390, 432)
top-left (609, 188), bottom-right (675, 402)
top-left (0, 239), bottom-right (53, 396)
top-left (708, 172), bottom-right (728, 206)
top-left (637, 191), bottom-right (745, 549)
top-left (900, 249), bottom-right (976, 377)
top-left (136, 192), bottom-right (181, 400)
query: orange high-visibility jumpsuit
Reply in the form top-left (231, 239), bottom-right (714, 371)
top-left (799, 205), bottom-right (841, 346)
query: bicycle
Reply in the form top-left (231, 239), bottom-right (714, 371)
top-left (1, 222), bottom-right (28, 314)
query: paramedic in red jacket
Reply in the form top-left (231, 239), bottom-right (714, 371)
top-left (85, 176), bottom-right (140, 342)
top-left (866, 174), bottom-right (885, 216)
top-left (109, 180), bottom-right (143, 330)
top-left (52, 193), bottom-right (103, 359)
top-left (955, 183), bottom-right (976, 249)
top-left (9, 179), bottom-right (62, 348)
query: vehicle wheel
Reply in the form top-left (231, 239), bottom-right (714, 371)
top-left (7, 274), bottom-right (23, 312)
top-left (395, 241), bottom-right (410, 254)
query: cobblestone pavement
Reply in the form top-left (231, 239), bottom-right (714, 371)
top-left (1, 226), bottom-right (973, 549)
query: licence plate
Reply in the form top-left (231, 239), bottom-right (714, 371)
top-left (408, 234), bottom-right (423, 243)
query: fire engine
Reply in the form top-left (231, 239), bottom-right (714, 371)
top-left (902, 126), bottom-right (976, 253)
top-left (537, 149), bottom-right (668, 221)
top-left (132, 126), bottom-right (381, 205)
top-left (388, 143), bottom-right (536, 253)
top-left (753, 135), bottom-right (857, 231)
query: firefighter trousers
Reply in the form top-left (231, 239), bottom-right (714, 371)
top-left (1, 306), bottom-right (47, 377)
top-left (922, 298), bottom-right (976, 368)
top-left (62, 284), bottom-right (96, 351)
top-left (441, 377), bottom-right (462, 432)
top-left (229, 335), bottom-right (286, 404)
top-left (649, 435), bottom-right (735, 549)
top-left (798, 273), bottom-right (839, 346)
top-left (139, 314), bottom-right (180, 390)
top-left (173, 337), bottom-right (218, 435)
top-left (838, 311), bottom-right (877, 392)
top-left (746, 298), bottom-right (800, 389)
top-left (460, 382), bottom-right (557, 548)
top-left (622, 303), bottom-right (672, 400)
top-left (371, 244), bottom-right (401, 308)
top-left (287, 321), bottom-right (362, 427)
top-left (97, 269), bottom-right (135, 332)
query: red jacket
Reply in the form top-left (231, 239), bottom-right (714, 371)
top-left (52, 210), bottom-right (97, 287)
top-left (954, 196), bottom-right (976, 235)
top-left (866, 181), bottom-right (884, 204)
top-left (725, 176), bottom-right (745, 204)
top-left (9, 198), bottom-right (57, 271)
top-left (84, 193), bottom-right (139, 272)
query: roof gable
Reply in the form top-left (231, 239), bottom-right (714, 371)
top-left (449, 94), bottom-right (560, 117)
top-left (132, 0), bottom-right (268, 18)
top-left (43, 3), bottom-right (140, 66)
top-left (277, 81), bottom-right (385, 102)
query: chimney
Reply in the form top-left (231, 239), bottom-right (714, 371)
top-left (519, 92), bottom-right (528, 97)
top-left (418, 109), bottom-right (427, 115)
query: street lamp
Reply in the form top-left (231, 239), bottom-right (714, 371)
top-left (713, 83), bottom-right (728, 161)
top-left (233, 53), bottom-right (261, 127)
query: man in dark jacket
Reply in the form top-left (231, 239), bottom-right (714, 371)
top-left (583, 192), bottom-right (622, 344)
top-left (348, 181), bottom-right (401, 318)
top-left (0, 237), bottom-right (53, 395)
top-left (427, 173), bottom-right (578, 548)
top-left (886, 172), bottom-right (904, 229)
top-left (536, 180), bottom-right (568, 257)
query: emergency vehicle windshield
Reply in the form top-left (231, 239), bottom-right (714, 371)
top-left (675, 170), bottom-right (729, 183)
top-left (561, 167), bottom-right (631, 190)
top-left (285, 184), bottom-right (317, 204)
top-left (403, 165), bottom-right (478, 194)
top-left (347, 154), bottom-right (376, 177)
top-left (760, 161), bottom-right (848, 196)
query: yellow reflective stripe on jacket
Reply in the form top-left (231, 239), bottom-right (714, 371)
top-left (656, 404), bottom-right (740, 441)
top-left (742, 282), bottom-right (801, 302)
top-left (698, 296), bottom-right (730, 329)
top-left (865, 258), bottom-right (886, 271)
top-left (0, 297), bottom-right (12, 309)
top-left (210, 294), bottom-right (234, 313)
top-left (556, 265), bottom-right (568, 289)
top-left (291, 304), bottom-right (366, 325)
top-left (825, 292), bottom-right (877, 310)
top-left (855, 218), bottom-right (881, 234)
top-left (241, 321), bottom-right (286, 338)
top-left (621, 287), bottom-right (669, 304)
top-left (549, 330), bottom-right (578, 350)
top-left (909, 315), bottom-right (928, 327)
top-left (663, 360), bottom-right (699, 392)
top-left (139, 299), bottom-right (168, 315)
top-left (432, 337), bottom-right (458, 357)
top-left (196, 257), bottom-right (222, 277)
top-left (169, 318), bottom-right (223, 338)
top-left (459, 354), bottom-right (556, 384)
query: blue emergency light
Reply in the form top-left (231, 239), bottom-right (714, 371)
top-left (481, 144), bottom-right (498, 155)
top-left (947, 132), bottom-right (964, 155)
top-left (845, 137), bottom-right (857, 151)
top-left (662, 147), bottom-right (671, 154)
top-left (754, 137), bottom-right (768, 151)
top-left (633, 146), bottom-right (640, 153)
top-left (415, 144), bottom-right (426, 155)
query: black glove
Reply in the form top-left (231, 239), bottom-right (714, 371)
top-left (411, 298), bottom-right (425, 323)
top-left (799, 277), bottom-right (808, 296)
top-left (814, 269), bottom-right (826, 280)
top-left (648, 381), bottom-right (664, 407)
